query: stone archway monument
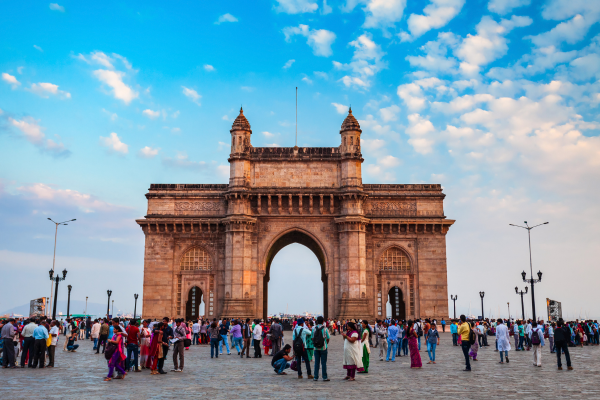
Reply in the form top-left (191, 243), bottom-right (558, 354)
top-left (137, 107), bottom-right (454, 321)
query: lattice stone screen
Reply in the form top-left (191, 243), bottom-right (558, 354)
top-left (180, 247), bottom-right (212, 271)
top-left (379, 247), bottom-right (411, 271)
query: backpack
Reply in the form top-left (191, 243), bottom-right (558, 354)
top-left (313, 326), bottom-right (325, 348)
top-left (417, 323), bottom-right (423, 337)
top-left (293, 327), bottom-right (305, 354)
top-left (468, 326), bottom-right (476, 345)
top-left (531, 329), bottom-right (541, 345)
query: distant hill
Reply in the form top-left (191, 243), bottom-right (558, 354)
top-left (1, 300), bottom-right (139, 318)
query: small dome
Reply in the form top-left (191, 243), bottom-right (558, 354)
top-left (231, 107), bottom-right (252, 133)
top-left (340, 107), bottom-right (362, 133)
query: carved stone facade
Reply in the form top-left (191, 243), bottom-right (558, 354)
top-left (137, 107), bottom-right (454, 321)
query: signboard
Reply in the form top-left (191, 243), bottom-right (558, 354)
top-left (29, 298), bottom-right (46, 317)
top-left (547, 298), bottom-right (562, 321)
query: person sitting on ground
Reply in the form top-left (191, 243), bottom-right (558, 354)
top-left (271, 344), bottom-right (294, 375)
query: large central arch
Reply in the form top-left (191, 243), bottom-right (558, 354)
top-left (263, 229), bottom-right (328, 320)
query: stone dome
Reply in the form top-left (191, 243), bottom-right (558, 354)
top-left (230, 107), bottom-right (252, 133)
top-left (340, 107), bottom-right (362, 133)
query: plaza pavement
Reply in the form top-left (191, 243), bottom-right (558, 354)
top-left (3, 332), bottom-right (599, 399)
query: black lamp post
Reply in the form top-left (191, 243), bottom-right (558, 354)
top-left (510, 221), bottom-right (548, 322)
top-left (450, 295), bottom-right (457, 319)
top-left (67, 285), bottom-right (72, 318)
top-left (133, 294), bottom-right (139, 320)
top-left (515, 286), bottom-right (528, 320)
top-left (106, 290), bottom-right (112, 318)
top-left (479, 292), bottom-right (485, 320)
top-left (49, 269), bottom-right (67, 320)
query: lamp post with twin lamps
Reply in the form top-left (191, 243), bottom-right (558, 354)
top-left (106, 290), bottom-right (112, 318)
top-left (47, 218), bottom-right (76, 318)
top-left (510, 221), bottom-right (547, 322)
top-left (479, 292), bottom-right (485, 320)
top-left (515, 286), bottom-right (528, 320)
top-left (49, 269), bottom-right (67, 320)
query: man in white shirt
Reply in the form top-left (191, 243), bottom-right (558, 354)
top-left (252, 319), bottom-right (263, 358)
top-left (48, 321), bottom-right (59, 367)
top-left (91, 320), bottom-right (101, 350)
top-left (20, 319), bottom-right (37, 368)
top-left (375, 320), bottom-right (388, 361)
top-left (192, 320), bottom-right (200, 345)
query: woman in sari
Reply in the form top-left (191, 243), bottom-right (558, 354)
top-left (469, 322), bottom-right (480, 361)
top-left (342, 322), bottom-right (364, 381)
top-left (407, 320), bottom-right (422, 368)
top-left (104, 322), bottom-right (127, 381)
top-left (262, 322), bottom-right (272, 356)
top-left (139, 320), bottom-right (151, 369)
top-left (359, 320), bottom-right (371, 373)
top-left (147, 322), bottom-right (163, 374)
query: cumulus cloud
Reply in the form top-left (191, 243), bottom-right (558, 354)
top-left (139, 146), bottom-right (159, 158)
top-left (406, 32), bottom-right (459, 72)
top-left (100, 132), bottom-right (128, 154)
top-left (488, 0), bottom-right (530, 15)
top-left (162, 152), bottom-right (208, 170)
top-left (335, 33), bottom-right (386, 89)
top-left (203, 64), bottom-right (215, 72)
top-left (33, 45), bottom-right (43, 52)
top-left (331, 103), bottom-right (348, 114)
top-left (379, 104), bottom-right (400, 122)
top-left (142, 109), bottom-right (160, 119)
top-left (406, 113), bottom-right (436, 154)
top-left (182, 86), bottom-right (201, 105)
top-left (28, 82), bottom-right (71, 99)
top-left (527, 14), bottom-right (590, 48)
top-left (402, 0), bottom-right (465, 41)
top-left (8, 117), bottom-right (70, 157)
top-left (262, 131), bottom-right (277, 138)
top-left (274, 0), bottom-right (318, 14)
top-left (93, 69), bottom-right (137, 104)
top-left (362, 0), bottom-right (407, 31)
top-left (2, 72), bottom-right (20, 88)
top-left (283, 24), bottom-right (336, 57)
top-left (215, 13), bottom-right (238, 24)
top-left (283, 59), bottom-right (295, 69)
top-left (49, 3), bottom-right (65, 12)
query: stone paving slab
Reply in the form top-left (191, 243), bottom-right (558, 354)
top-left (2, 332), bottom-right (599, 399)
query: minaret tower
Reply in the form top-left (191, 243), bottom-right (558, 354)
top-left (228, 107), bottom-right (252, 188)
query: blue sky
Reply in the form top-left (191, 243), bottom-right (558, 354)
top-left (1, 0), bottom-right (599, 319)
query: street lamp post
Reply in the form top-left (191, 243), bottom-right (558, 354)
top-left (510, 221), bottom-right (548, 322)
top-left (133, 294), bottom-right (139, 320)
top-left (450, 295), bottom-right (457, 319)
top-left (112, 300), bottom-right (114, 317)
top-left (49, 269), bottom-right (68, 320)
top-left (479, 292), bottom-right (485, 320)
top-left (67, 285), bottom-right (72, 318)
top-left (47, 218), bottom-right (76, 318)
top-left (106, 290), bottom-right (112, 318)
top-left (515, 286), bottom-right (528, 321)
top-left (507, 302), bottom-right (510, 321)
top-left (85, 296), bottom-right (88, 316)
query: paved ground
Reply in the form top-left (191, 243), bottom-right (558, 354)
top-left (2, 332), bottom-right (599, 399)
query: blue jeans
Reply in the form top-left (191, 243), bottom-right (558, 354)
top-left (402, 338), bottom-right (409, 355)
top-left (273, 358), bottom-right (290, 374)
top-left (313, 349), bottom-right (328, 379)
top-left (418, 336), bottom-right (421, 350)
top-left (219, 335), bottom-right (230, 354)
top-left (67, 344), bottom-right (79, 351)
top-left (93, 338), bottom-right (98, 350)
top-left (232, 337), bottom-right (243, 353)
top-left (386, 339), bottom-right (398, 361)
top-left (427, 342), bottom-right (436, 361)
top-left (518, 336), bottom-right (524, 350)
top-left (210, 338), bottom-right (220, 358)
top-left (499, 350), bottom-right (508, 362)
top-left (193, 333), bottom-right (199, 345)
top-left (86, 328), bottom-right (91, 339)
top-left (452, 333), bottom-right (458, 345)
top-left (126, 343), bottom-right (139, 370)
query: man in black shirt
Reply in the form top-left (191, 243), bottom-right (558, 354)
top-left (271, 344), bottom-right (293, 375)
top-left (554, 319), bottom-right (573, 370)
top-left (241, 318), bottom-right (252, 359)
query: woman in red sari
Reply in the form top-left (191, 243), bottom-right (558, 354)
top-left (407, 320), bottom-right (422, 368)
top-left (104, 322), bottom-right (127, 381)
top-left (263, 322), bottom-right (272, 356)
top-left (146, 322), bottom-right (163, 375)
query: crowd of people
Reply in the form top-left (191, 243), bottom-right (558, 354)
top-left (2, 314), bottom-right (598, 381)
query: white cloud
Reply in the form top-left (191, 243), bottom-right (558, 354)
top-left (331, 103), bottom-right (348, 114)
top-left (28, 82), bottom-right (71, 99)
top-left (139, 146), bottom-right (159, 158)
top-left (33, 45), bottom-right (43, 52)
top-left (322, 0), bottom-right (332, 14)
top-left (283, 59), bottom-right (295, 69)
top-left (222, 115), bottom-right (229, 121)
top-left (8, 117), bottom-right (70, 157)
top-left (455, 15), bottom-right (532, 75)
top-left (302, 76), bottom-right (313, 84)
top-left (570, 53), bottom-right (600, 80)
top-left (142, 109), bottom-right (160, 119)
top-left (171, 127), bottom-right (181, 134)
top-left (17, 183), bottom-right (119, 213)
top-left (49, 3), bottom-right (65, 12)
top-left (528, 14), bottom-right (590, 48)
top-left (283, 24), bottom-right (336, 57)
top-left (100, 132), bottom-right (128, 154)
top-left (17, 66), bottom-right (24, 74)
top-left (379, 104), bottom-right (400, 122)
top-left (406, 113), bottom-right (436, 154)
top-left (335, 33), bottom-right (386, 89)
top-left (162, 152), bottom-right (208, 170)
top-left (432, 93), bottom-right (494, 114)
top-left (217, 165), bottom-right (230, 179)
top-left (403, 0), bottom-right (465, 40)
top-left (266, 143), bottom-right (280, 147)
top-left (379, 155), bottom-right (401, 167)
top-left (397, 83), bottom-right (427, 111)
top-left (488, 0), bottom-right (530, 15)
top-left (262, 131), bottom-right (277, 138)
top-left (215, 13), bottom-right (238, 24)
top-left (93, 69), bottom-right (138, 104)
top-left (182, 86), bottom-right (201, 105)
top-left (406, 32), bottom-right (460, 72)
top-left (203, 64), bottom-right (216, 72)
top-left (102, 109), bottom-right (118, 121)
top-left (274, 0), bottom-right (318, 14)
top-left (360, 138), bottom-right (386, 152)
top-left (362, 0), bottom-right (407, 30)
top-left (2, 72), bottom-right (20, 88)
top-left (172, 111), bottom-right (180, 118)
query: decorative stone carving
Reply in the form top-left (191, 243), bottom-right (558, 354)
top-left (175, 202), bottom-right (222, 212)
top-left (368, 201), bottom-right (417, 216)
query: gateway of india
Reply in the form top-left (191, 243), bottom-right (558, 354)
top-left (137, 108), bottom-right (454, 321)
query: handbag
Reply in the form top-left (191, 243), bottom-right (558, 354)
top-left (183, 338), bottom-right (192, 347)
top-left (290, 360), bottom-right (298, 371)
top-left (104, 342), bottom-right (117, 360)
